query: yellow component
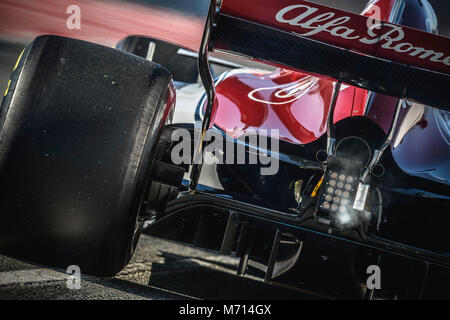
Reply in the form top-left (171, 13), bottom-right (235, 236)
top-left (311, 175), bottom-right (324, 197)
top-left (4, 80), bottom-right (11, 96)
top-left (198, 130), bottom-right (206, 152)
top-left (4, 50), bottom-right (25, 97)
top-left (13, 49), bottom-right (25, 71)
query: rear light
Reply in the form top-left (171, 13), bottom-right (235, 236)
top-left (315, 156), bottom-right (370, 229)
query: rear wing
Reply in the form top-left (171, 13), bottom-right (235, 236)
top-left (211, 0), bottom-right (450, 111)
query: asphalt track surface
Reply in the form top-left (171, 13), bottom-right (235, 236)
top-left (0, 235), bottom-right (315, 300)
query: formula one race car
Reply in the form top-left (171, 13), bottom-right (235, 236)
top-left (0, 0), bottom-right (449, 299)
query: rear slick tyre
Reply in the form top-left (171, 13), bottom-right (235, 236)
top-left (0, 35), bottom-right (175, 276)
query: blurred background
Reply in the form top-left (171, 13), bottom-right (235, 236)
top-left (0, 0), bottom-right (448, 91)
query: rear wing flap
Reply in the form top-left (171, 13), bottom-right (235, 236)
top-left (212, 0), bottom-right (450, 111)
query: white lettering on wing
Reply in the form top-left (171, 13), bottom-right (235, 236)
top-left (275, 5), bottom-right (450, 68)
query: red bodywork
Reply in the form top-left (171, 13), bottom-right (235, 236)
top-left (219, 0), bottom-right (450, 74)
top-left (212, 69), bottom-right (370, 144)
top-left (212, 0), bottom-right (406, 144)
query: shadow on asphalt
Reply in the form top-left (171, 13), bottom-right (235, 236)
top-left (147, 251), bottom-right (316, 300)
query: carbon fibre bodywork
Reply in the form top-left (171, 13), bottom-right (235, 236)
top-left (147, 0), bottom-right (450, 299)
